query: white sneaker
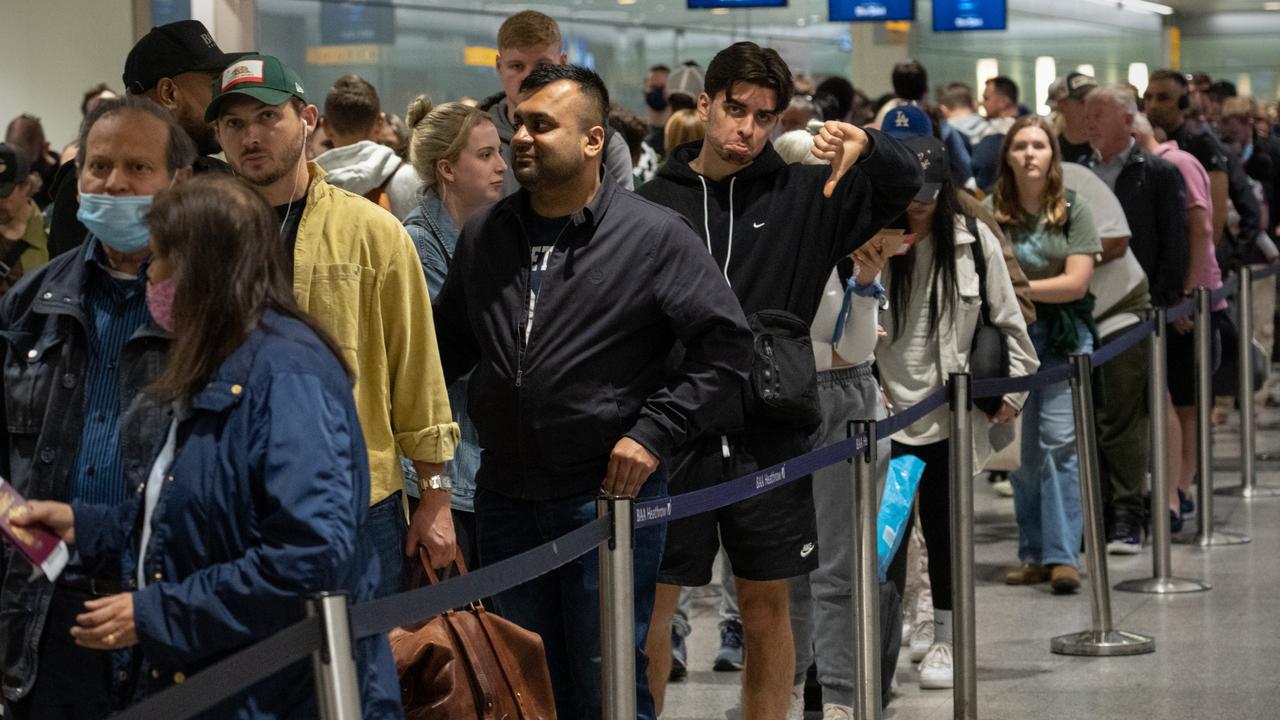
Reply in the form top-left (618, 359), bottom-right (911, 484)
top-left (785, 681), bottom-right (805, 720)
top-left (990, 472), bottom-right (1014, 498)
top-left (901, 618), bottom-right (912, 644)
top-left (918, 640), bottom-right (954, 689)
top-left (908, 618), bottom-right (934, 662)
top-left (822, 703), bottom-right (854, 720)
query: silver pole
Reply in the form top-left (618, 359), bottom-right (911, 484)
top-left (1187, 288), bottom-right (1251, 546)
top-left (850, 420), bottom-right (882, 720)
top-left (1116, 308), bottom-right (1210, 594)
top-left (1218, 266), bottom-right (1280, 499)
top-left (306, 593), bottom-right (363, 720)
top-left (598, 495), bottom-right (636, 720)
top-left (948, 374), bottom-right (976, 720)
top-left (1051, 355), bottom-right (1154, 656)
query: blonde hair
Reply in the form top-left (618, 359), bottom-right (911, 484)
top-left (992, 114), bottom-right (1070, 229)
top-left (407, 95), bottom-right (493, 193)
top-left (664, 109), bottom-right (704, 153)
top-left (497, 10), bottom-right (560, 51)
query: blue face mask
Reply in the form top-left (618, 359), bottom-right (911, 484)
top-left (76, 193), bottom-right (154, 254)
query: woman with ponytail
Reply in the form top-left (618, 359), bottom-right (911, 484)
top-left (400, 96), bottom-right (507, 569)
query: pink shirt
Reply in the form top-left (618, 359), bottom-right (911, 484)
top-left (1155, 140), bottom-right (1226, 310)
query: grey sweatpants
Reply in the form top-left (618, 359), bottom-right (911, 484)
top-left (788, 364), bottom-right (890, 707)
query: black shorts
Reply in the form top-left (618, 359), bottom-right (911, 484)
top-left (657, 428), bottom-right (818, 586)
top-left (1166, 309), bottom-right (1223, 407)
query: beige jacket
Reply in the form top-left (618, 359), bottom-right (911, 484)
top-left (294, 164), bottom-right (459, 504)
top-left (878, 215), bottom-right (1039, 470)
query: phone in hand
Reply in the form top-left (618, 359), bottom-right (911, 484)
top-left (894, 233), bottom-right (918, 256)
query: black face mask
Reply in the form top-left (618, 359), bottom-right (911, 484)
top-left (645, 87), bottom-right (669, 112)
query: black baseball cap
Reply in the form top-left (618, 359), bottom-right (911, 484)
top-left (123, 20), bottom-right (247, 95)
top-left (0, 144), bottom-right (30, 199)
top-left (1062, 72), bottom-right (1098, 101)
top-left (900, 135), bottom-right (949, 203)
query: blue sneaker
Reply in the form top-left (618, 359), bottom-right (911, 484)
top-left (714, 619), bottom-right (744, 671)
top-left (1178, 488), bottom-right (1196, 519)
top-left (670, 627), bottom-right (688, 681)
top-left (1107, 514), bottom-right (1142, 555)
top-left (1170, 509), bottom-right (1184, 534)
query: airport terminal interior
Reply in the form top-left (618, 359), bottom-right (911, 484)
top-left (5, 1), bottom-right (1280, 719)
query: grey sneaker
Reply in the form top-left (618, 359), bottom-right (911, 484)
top-left (714, 619), bottom-right (744, 671)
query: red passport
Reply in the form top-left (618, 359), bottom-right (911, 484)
top-left (0, 479), bottom-right (68, 581)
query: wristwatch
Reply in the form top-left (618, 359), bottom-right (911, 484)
top-left (418, 473), bottom-right (452, 493)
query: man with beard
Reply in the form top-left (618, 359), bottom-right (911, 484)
top-left (45, 20), bottom-right (243, 259)
top-left (206, 54), bottom-right (460, 597)
top-left (637, 41), bottom-right (921, 720)
top-left (0, 144), bottom-right (49, 294)
top-left (431, 64), bottom-right (751, 719)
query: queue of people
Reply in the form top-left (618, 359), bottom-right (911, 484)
top-left (1, 9), bottom-right (1277, 720)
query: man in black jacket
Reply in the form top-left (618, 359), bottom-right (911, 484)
top-left (637, 42), bottom-right (921, 720)
top-left (432, 64), bottom-right (751, 720)
top-left (1145, 69), bottom-right (1263, 274)
top-left (46, 20), bottom-right (241, 259)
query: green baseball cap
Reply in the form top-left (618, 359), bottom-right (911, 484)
top-left (205, 54), bottom-right (308, 122)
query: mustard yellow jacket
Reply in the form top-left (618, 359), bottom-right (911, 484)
top-left (293, 164), bottom-right (458, 504)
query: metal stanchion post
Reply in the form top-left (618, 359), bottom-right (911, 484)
top-left (1184, 287), bottom-right (1251, 546)
top-left (306, 592), bottom-right (363, 720)
top-left (597, 495), bottom-right (636, 720)
top-left (848, 420), bottom-right (882, 720)
top-left (1218, 266), bottom-right (1280, 499)
top-left (948, 374), bottom-right (977, 720)
top-left (1116, 309), bottom-right (1210, 594)
top-left (1051, 355), bottom-right (1155, 656)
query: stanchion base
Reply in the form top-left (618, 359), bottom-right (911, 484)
top-left (1114, 576), bottom-right (1211, 594)
top-left (1214, 484), bottom-right (1280, 499)
top-left (1174, 530), bottom-right (1252, 546)
top-left (1050, 630), bottom-right (1155, 657)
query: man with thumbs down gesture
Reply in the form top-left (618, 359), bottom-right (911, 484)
top-left (637, 41), bottom-right (922, 720)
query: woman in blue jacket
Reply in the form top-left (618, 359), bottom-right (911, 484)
top-left (16, 174), bottom-right (402, 718)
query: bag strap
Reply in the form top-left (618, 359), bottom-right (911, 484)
top-left (441, 611), bottom-right (498, 714)
top-left (474, 609), bottom-right (540, 718)
top-left (965, 214), bottom-right (994, 328)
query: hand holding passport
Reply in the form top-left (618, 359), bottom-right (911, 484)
top-left (0, 479), bottom-right (69, 581)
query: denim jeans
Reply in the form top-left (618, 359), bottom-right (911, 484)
top-left (366, 491), bottom-right (410, 598)
top-left (475, 474), bottom-right (668, 720)
top-left (1012, 320), bottom-right (1091, 567)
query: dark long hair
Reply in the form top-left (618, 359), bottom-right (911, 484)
top-left (887, 177), bottom-right (961, 342)
top-left (145, 174), bottom-right (350, 401)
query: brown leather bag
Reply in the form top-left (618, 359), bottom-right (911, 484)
top-left (390, 552), bottom-right (557, 719)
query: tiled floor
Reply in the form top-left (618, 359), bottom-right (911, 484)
top-left (663, 406), bottom-right (1280, 719)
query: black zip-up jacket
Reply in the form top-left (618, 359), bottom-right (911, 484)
top-left (637, 130), bottom-right (921, 429)
top-left (1171, 120), bottom-right (1261, 273)
top-left (1090, 148), bottom-right (1190, 308)
top-left (432, 174), bottom-right (752, 501)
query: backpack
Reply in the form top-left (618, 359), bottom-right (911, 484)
top-left (363, 159), bottom-right (405, 212)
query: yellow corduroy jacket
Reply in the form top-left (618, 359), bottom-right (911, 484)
top-left (292, 164), bottom-right (458, 505)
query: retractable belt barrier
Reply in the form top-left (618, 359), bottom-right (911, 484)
top-left (114, 265), bottom-right (1278, 720)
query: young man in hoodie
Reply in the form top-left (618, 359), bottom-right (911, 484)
top-left (314, 74), bottom-right (420, 219)
top-left (484, 10), bottom-right (633, 195)
top-left (637, 41), bottom-right (922, 720)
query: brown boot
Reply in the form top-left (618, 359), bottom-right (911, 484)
top-left (1050, 565), bottom-right (1081, 594)
top-left (1005, 564), bottom-right (1050, 585)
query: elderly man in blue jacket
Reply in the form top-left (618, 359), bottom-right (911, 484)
top-left (432, 64), bottom-right (752, 720)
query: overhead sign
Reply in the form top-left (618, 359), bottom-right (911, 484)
top-left (464, 46), bottom-right (500, 68)
top-left (306, 45), bottom-right (381, 65)
top-left (320, 1), bottom-right (395, 45)
top-left (829, 0), bottom-right (915, 22)
top-left (932, 0), bottom-right (1007, 31)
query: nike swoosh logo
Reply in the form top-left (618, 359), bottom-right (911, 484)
top-left (753, 222), bottom-right (766, 229)
top-left (800, 542), bottom-right (815, 558)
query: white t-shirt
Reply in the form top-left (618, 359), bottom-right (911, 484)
top-left (1062, 163), bottom-right (1146, 326)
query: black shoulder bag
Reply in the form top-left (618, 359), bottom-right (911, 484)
top-left (965, 216), bottom-right (1010, 416)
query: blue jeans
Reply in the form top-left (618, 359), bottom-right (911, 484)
top-left (1012, 320), bottom-right (1091, 567)
top-left (366, 491), bottom-right (410, 598)
top-left (475, 475), bottom-right (668, 720)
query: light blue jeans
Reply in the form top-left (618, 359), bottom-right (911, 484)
top-left (1012, 320), bottom-right (1090, 568)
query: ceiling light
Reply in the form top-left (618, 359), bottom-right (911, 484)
top-left (1266, 1), bottom-right (1280, 9)
top-left (618, 0), bottom-right (636, 5)
top-left (1081, 0), bottom-right (1174, 15)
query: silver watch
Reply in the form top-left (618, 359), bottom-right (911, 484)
top-left (421, 473), bottom-right (452, 492)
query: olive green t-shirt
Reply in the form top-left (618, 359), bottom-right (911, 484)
top-left (987, 198), bottom-right (1102, 281)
